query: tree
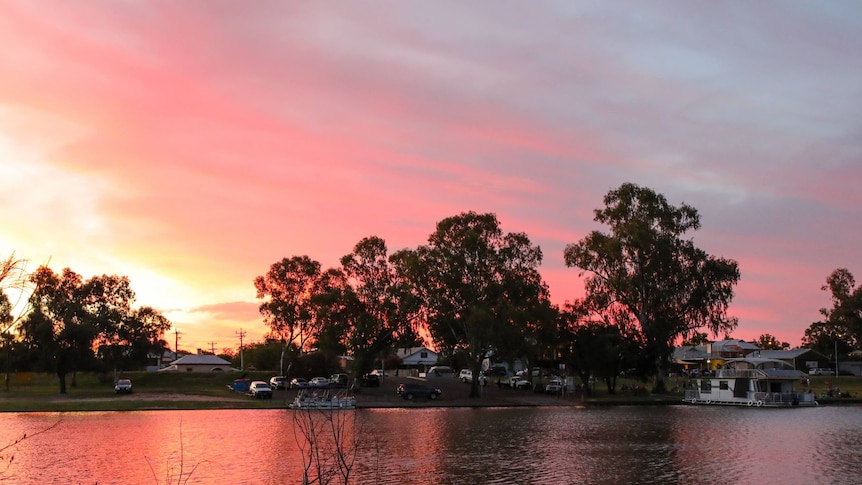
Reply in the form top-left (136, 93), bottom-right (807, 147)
top-left (337, 237), bottom-right (422, 376)
top-left (1, 253), bottom-right (31, 391)
top-left (564, 183), bottom-right (740, 393)
top-left (255, 256), bottom-right (324, 354)
top-left (819, 268), bottom-right (862, 348)
top-left (755, 333), bottom-right (790, 350)
top-left (398, 212), bottom-right (552, 398)
top-left (20, 267), bottom-right (97, 393)
top-left (681, 332), bottom-right (710, 346)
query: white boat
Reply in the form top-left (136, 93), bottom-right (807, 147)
top-left (288, 389), bottom-right (357, 410)
top-left (683, 357), bottom-right (818, 407)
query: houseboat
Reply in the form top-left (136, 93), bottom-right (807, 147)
top-left (288, 389), bottom-right (356, 410)
top-left (683, 357), bottom-right (818, 407)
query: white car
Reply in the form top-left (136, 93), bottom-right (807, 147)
top-left (809, 368), bottom-right (834, 376)
top-left (249, 381), bottom-right (273, 399)
top-left (309, 377), bottom-right (330, 388)
top-left (458, 369), bottom-right (488, 385)
top-left (545, 378), bottom-right (564, 394)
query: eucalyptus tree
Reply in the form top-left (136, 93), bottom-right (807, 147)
top-left (399, 212), bottom-right (552, 398)
top-left (564, 183), bottom-right (740, 393)
top-left (817, 268), bottom-right (862, 348)
top-left (254, 256), bottom-right (324, 355)
top-left (337, 236), bottom-right (422, 375)
top-left (20, 266), bottom-right (97, 393)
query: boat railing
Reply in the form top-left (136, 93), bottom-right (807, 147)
top-left (715, 369), bottom-right (763, 379)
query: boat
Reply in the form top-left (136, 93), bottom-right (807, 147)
top-left (288, 388), bottom-right (357, 410)
top-left (683, 357), bottom-right (818, 407)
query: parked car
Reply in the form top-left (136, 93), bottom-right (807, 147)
top-left (114, 379), bottom-right (132, 394)
top-left (487, 365), bottom-right (508, 376)
top-left (290, 378), bottom-right (309, 389)
top-left (249, 381), bottom-right (273, 399)
top-left (330, 373), bottom-right (349, 388)
top-left (545, 378), bottom-right (564, 394)
top-left (458, 369), bottom-right (488, 385)
top-left (427, 366), bottom-right (454, 378)
top-left (362, 373), bottom-right (380, 387)
top-left (309, 377), bottom-right (330, 388)
top-left (809, 368), bottom-right (835, 376)
top-left (497, 375), bottom-right (531, 389)
top-left (269, 376), bottom-right (287, 390)
top-left (396, 383), bottom-right (442, 400)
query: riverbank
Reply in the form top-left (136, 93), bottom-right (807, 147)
top-left (1, 372), bottom-right (858, 412)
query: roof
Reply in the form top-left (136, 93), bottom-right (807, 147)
top-left (171, 354), bottom-right (232, 366)
top-left (398, 347), bottom-right (437, 358)
top-left (710, 339), bottom-right (761, 353)
top-left (750, 349), bottom-right (824, 360)
top-left (672, 345), bottom-right (710, 362)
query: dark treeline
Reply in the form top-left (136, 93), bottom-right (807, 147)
top-left (2, 183), bottom-right (860, 395)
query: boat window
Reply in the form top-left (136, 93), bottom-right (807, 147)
top-left (700, 380), bottom-right (711, 393)
top-left (719, 381), bottom-right (729, 390)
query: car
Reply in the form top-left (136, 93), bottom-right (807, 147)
top-left (309, 377), bottom-right (330, 388)
top-left (501, 375), bottom-right (532, 390)
top-left (289, 377), bottom-right (309, 389)
top-left (487, 365), bottom-right (508, 376)
top-left (362, 373), bottom-right (380, 387)
top-left (396, 383), bottom-right (442, 400)
top-left (269, 376), bottom-right (287, 390)
top-left (545, 378), bottom-right (564, 394)
top-left (809, 368), bottom-right (835, 376)
top-left (458, 369), bottom-right (488, 385)
top-left (371, 369), bottom-right (387, 377)
top-left (426, 366), bottom-right (454, 377)
top-left (249, 381), bottom-right (273, 399)
top-left (114, 378), bottom-right (132, 394)
top-left (330, 373), bottom-right (349, 388)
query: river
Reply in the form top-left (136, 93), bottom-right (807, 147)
top-left (1, 405), bottom-right (860, 484)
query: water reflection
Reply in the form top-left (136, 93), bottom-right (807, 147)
top-left (1, 406), bottom-right (861, 484)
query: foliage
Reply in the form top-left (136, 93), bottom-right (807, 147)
top-left (334, 236), bottom-right (422, 375)
top-left (254, 256), bottom-right (324, 354)
top-left (754, 333), bottom-right (790, 350)
top-left (18, 266), bottom-right (171, 393)
top-left (397, 211), bottom-right (553, 398)
top-left (801, 269), bottom-right (861, 356)
top-left (560, 301), bottom-right (641, 395)
top-left (564, 183), bottom-right (740, 392)
top-left (681, 332), bottom-right (709, 346)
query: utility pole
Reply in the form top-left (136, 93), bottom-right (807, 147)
top-left (236, 329), bottom-right (246, 371)
top-left (208, 341), bottom-right (217, 355)
top-left (173, 329), bottom-right (181, 356)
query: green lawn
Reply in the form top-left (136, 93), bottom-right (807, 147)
top-left (0, 371), bottom-right (285, 412)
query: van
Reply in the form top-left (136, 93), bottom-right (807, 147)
top-left (459, 369), bottom-right (488, 385)
top-left (426, 366), bottom-right (454, 378)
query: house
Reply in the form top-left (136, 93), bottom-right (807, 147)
top-left (158, 353), bottom-right (236, 372)
top-left (671, 345), bottom-right (711, 373)
top-left (397, 347), bottom-right (438, 371)
top-left (750, 348), bottom-right (829, 372)
top-left (706, 339), bottom-right (761, 359)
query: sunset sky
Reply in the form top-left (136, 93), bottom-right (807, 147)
top-left (1, 1), bottom-right (860, 353)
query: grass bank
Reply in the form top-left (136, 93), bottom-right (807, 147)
top-left (1, 372), bottom-right (859, 412)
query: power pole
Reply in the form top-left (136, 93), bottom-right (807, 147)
top-left (208, 341), bottom-right (217, 355)
top-left (173, 329), bottom-right (181, 356)
top-left (236, 329), bottom-right (246, 371)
